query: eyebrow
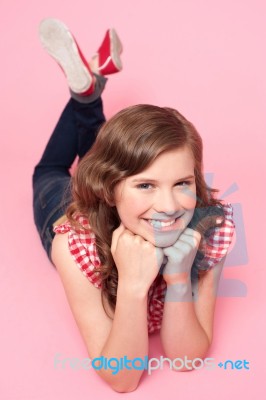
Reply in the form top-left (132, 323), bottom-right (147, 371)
top-left (132, 175), bottom-right (195, 183)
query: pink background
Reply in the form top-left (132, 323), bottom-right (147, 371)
top-left (1, 0), bottom-right (265, 398)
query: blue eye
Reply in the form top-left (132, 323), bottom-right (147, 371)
top-left (137, 183), bottom-right (153, 190)
top-left (176, 181), bottom-right (191, 187)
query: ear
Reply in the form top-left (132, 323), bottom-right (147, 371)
top-left (103, 193), bottom-right (115, 207)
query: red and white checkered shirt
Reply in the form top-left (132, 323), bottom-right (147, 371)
top-left (54, 203), bottom-right (235, 334)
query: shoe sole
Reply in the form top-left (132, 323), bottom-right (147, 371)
top-left (110, 28), bottom-right (123, 71)
top-left (39, 18), bottom-right (92, 93)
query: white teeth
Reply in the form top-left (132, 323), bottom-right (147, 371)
top-left (148, 219), bottom-right (176, 228)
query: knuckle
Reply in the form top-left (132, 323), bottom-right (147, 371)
top-left (143, 240), bottom-right (153, 250)
top-left (182, 242), bottom-right (191, 252)
top-left (172, 252), bottom-right (183, 263)
top-left (133, 235), bottom-right (142, 245)
top-left (185, 227), bottom-right (194, 235)
top-left (194, 230), bottom-right (202, 241)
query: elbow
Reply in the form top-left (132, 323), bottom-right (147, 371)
top-left (98, 371), bottom-right (142, 393)
top-left (109, 373), bottom-right (142, 392)
top-left (166, 354), bottom-right (209, 373)
top-left (164, 344), bottom-right (212, 373)
top-left (110, 382), bottom-right (139, 393)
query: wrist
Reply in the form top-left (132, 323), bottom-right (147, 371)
top-left (165, 280), bottom-right (193, 303)
top-left (117, 281), bottom-right (149, 301)
top-left (163, 271), bottom-right (191, 285)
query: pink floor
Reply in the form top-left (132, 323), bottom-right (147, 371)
top-left (1, 0), bottom-right (265, 398)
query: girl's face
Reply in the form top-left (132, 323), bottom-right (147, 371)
top-left (113, 146), bottom-right (197, 248)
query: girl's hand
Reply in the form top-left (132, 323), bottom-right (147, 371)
top-left (111, 223), bottom-right (164, 295)
top-left (162, 228), bottom-right (201, 285)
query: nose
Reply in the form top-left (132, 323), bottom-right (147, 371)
top-left (153, 189), bottom-right (179, 216)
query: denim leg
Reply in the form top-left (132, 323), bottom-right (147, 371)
top-left (33, 93), bottom-right (106, 262)
top-left (33, 96), bottom-right (105, 184)
top-left (33, 172), bottom-right (72, 262)
top-left (72, 96), bottom-right (106, 159)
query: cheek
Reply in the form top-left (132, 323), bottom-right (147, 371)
top-left (115, 193), bottom-right (148, 218)
top-left (126, 197), bottom-right (149, 215)
top-left (179, 187), bottom-right (197, 209)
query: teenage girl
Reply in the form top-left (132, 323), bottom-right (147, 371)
top-left (33, 18), bottom-right (235, 392)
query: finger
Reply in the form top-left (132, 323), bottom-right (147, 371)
top-left (178, 228), bottom-right (201, 245)
top-left (123, 228), bottom-right (135, 236)
top-left (174, 235), bottom-right (200, 250)
top-left (162, 247), bottom-right (186, 272)
top-left (172, 238), bottom-right (193, 253)
top-left (163, 246), bottom-right (181, 260)
top-left (182, 227), bottom-right (202, 239)
top-left (111, 223), bottom-right (125, 254)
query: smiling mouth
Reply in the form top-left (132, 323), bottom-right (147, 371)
top-left (144, 215), bottom-right (184, 230)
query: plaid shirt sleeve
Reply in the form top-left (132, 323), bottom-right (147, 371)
top-left (201, 202), bottom-right (235, 269)
top-left (53, 215), bottom-right (102, 288)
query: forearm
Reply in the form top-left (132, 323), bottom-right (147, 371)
top-left (160, 279), bottom-right (210, 368)
top-left (98, 284), bottom-right (149, 392)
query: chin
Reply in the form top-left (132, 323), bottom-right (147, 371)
top-left (151, 230), bottom-right (183, 248)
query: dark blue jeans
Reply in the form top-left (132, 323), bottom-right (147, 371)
top-left (33, 96), bottom-right (106, 262)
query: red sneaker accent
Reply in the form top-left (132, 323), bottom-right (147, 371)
top-left (97, 28), bottom-right (123, 75)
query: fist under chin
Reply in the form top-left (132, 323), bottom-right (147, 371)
top-left (151, 230), bottom-right (183, 248)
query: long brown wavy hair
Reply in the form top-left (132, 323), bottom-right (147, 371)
top-left (66, 104), bottom-right (225, 315)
